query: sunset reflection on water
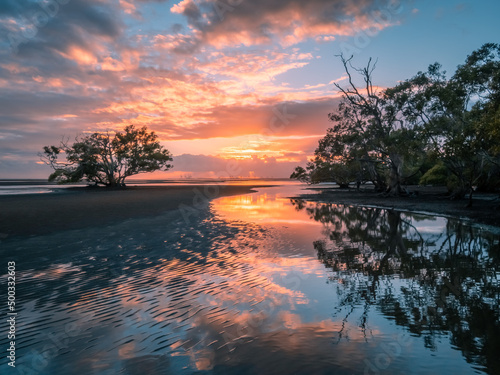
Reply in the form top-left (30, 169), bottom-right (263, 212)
top-left (1, 186), bottom-right (498, 374)
top-left (213, 190), bottom-right (313, 225)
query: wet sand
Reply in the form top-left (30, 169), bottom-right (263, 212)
top-left (292, 185), bottom-right (500, 227)
top-left (2, 184), bottom-right (499, 241)
top-left (1, 184), bottom-right (499, 375)
top-left (0, 185), bottom-right (263, 239)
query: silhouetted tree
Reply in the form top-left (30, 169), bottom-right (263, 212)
top-left (292, 54), bottom-right (426, 194)
top-left (40, 125), bottom-right (173, 187)
top-left (292, 44), bottom-right (500, 203)
top-left (389, 43), bottom-right (500, 203)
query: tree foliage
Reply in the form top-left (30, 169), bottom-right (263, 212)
top-left (41, 125), bottom-right (173, 187)
top-left (391, 43), bottom-right (500, 201)
top-left (291, 44), bottom-right (500, 202)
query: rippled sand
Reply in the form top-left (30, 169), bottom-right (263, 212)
top-left (1, 185), bottom-right (498, 374)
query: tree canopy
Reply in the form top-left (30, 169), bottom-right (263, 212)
top-left (292, 43), bottom-right (500, 201)
top-left (41, 125), bottom-right (173, 187)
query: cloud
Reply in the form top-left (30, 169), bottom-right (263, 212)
top-left (186, 49), bottom-right (315, 92)
top-left (177, 98), bottom-right (340, 140)
top-left (1, 0), bottom-right (123, 61)
top-left (0, 0), bottom-right (382, 178)
top-left (166, 153), bottom-right (307, 178)
top-left (168, 0), bottom-right (406, 51)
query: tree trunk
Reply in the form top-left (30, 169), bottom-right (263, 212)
top-left (363, 159), bottom-right (386, 192)
top-left (465, 188), bottom-right (473, 208)
top-left (386, 154), bottom-right (405, 196)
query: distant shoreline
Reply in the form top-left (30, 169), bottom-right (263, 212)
top-left (290, 185), bottom-right (500, 228)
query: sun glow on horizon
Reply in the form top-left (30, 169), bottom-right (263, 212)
top-left (1, 0), bottom-right (498, 178)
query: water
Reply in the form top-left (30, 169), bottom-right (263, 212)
top-left (0, 186), bottom-right (499, 374)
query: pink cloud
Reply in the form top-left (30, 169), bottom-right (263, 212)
top-left (169, 0), bottom-right (403, 50)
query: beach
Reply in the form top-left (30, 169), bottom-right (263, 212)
top-left (0, 185), bottom-right (263, 239)
top-left (2, 184), bottom-right (500, 240)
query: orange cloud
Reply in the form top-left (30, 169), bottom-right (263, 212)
top-left (169, 0), bottom-right (401, 50)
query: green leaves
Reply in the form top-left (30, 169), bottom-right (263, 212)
top-left (41, 125), bottom-right (173, 186)
top-left (292, 44), bottom-right (500, 196)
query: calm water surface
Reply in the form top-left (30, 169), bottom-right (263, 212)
top-left (1, 185), bottom-right (499, 374)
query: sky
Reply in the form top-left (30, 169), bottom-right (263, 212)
top-left (0, 0), bottom-right (499, 179)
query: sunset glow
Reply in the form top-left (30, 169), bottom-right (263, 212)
top-left (1, 0), bottom-right (499, 178)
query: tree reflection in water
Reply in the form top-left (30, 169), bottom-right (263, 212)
top-left (291, 199), bottom-right (500, 374)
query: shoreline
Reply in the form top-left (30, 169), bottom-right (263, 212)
top-left (290, 185), bottom-right (500, 228)
top-left (0, 185), bottom-right (270, 240)
top-left (2, 183), bottom-right (500, 242)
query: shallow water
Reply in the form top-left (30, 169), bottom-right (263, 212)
top-left (1, 186), bottom-right (499, 374)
